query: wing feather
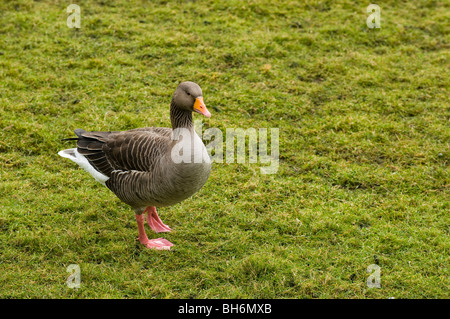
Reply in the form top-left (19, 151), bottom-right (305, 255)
top-left (73, 128), bottom-right (172, 178)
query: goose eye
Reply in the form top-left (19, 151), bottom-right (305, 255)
top-left (186, 92), bottom-right (191, 96)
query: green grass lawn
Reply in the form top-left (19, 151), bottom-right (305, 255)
top-left (0, 0), bottom-right (448, 298)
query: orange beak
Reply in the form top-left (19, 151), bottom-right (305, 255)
top-left (193, 97), bottom-right (211, 118)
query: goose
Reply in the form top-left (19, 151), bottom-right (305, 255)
top-left (58, 81), bottom-right (212, 250)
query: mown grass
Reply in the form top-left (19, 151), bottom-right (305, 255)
top-left (0, 0), bottom-right (448, 298)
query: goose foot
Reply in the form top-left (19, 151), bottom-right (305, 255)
top-left (135, 214), bottom-right (174, 250)
top-left (141, 238), bottom-right (174, 250)
top-left (145, 206), bottom-right (172, 233)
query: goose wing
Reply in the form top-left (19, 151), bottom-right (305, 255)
top-left (74, 128), bottom-right (172, 177)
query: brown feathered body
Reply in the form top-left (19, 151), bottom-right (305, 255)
top-left (69, 126), bottom-right (211, 213)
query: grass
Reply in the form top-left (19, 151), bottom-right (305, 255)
top-left (0, 0), bottom-right (448, 298)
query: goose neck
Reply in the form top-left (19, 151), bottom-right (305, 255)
top-left (170, 99), bottom-right (193, 130)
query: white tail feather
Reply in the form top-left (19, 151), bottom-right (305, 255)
top-left (58, 148), bottom-right (109, 186)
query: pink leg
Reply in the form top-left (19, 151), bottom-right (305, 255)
top-left (135, 214), bottom-right (173, 250)
top-left (145, 206), bottom-right (172, 233)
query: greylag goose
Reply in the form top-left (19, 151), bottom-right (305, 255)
top-left (58, 82), bottom-right (212, 250)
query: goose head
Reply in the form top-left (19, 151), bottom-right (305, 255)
top-left (172, 81), bottom-right (211, 118)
